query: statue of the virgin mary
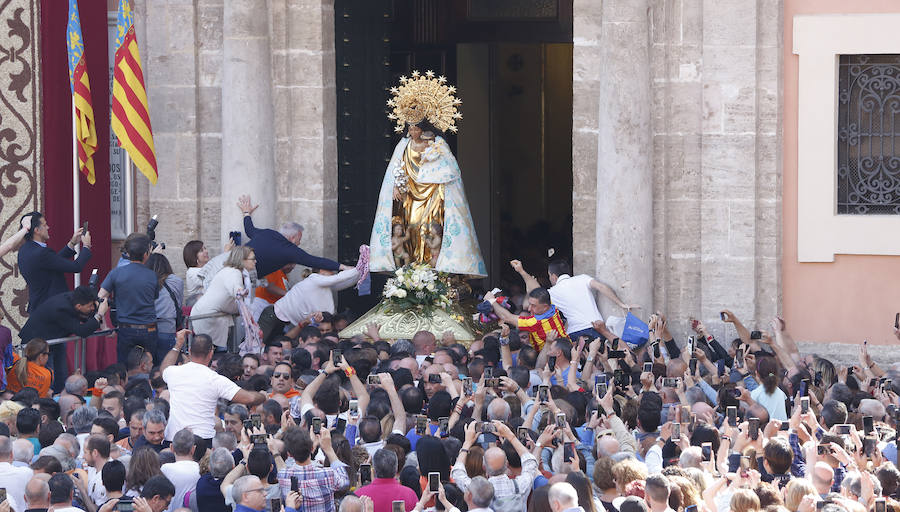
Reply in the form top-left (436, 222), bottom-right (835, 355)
top-left (368, 71), bottom-right (486, 277)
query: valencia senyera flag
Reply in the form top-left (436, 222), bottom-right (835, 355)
top-left (112, 0), bottom-right (158, 184)
top-left (66, 0), bottom-right (97, 185)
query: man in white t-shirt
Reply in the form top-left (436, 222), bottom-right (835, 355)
top-left (159, 330), bottom-right (266, 451)
top-left (537, 259), bottom-right (637, 342)
top-left (161, 429), bottom-right (201, 512)
top-left (0, 436), bottom-right (33, 512)
top-left (258, 267), bottom-right (359, 344)
top-left (82, 435), bottom-right (110, 506)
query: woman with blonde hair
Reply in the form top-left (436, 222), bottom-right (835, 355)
top-left (731, 488), bottom-right (761, 512)
top-left (5, 338), bottom-right (52, 397)
top-left (612, 458), bottom-right (648, 495)
top-left (783, 478), bottom-right (816, 511)
top-left (668, 475), bottom-right (701, 511)
top-left (190, 246), bottom-right (257, 350)
top-left (0, 400), bottom-right (24, 435)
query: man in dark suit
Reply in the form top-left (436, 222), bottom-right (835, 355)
top-left (18, 212), bottom-right (93, 311)
top-left (237, 194), bottom-right (348, 277)
top-left (18, 211), bottom-right (92, 390)
top-left (19, 286), bottom-right (109, 378)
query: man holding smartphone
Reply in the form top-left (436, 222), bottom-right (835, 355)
top-left (355, 449), bottom-right (418, 512)
top-left (278, 426), bottom-right (349, 512)
top-left (451, 420), bottom-right (537, 509)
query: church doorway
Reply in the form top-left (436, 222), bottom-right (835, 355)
top-left (335, 0), bottom-right (573, 312)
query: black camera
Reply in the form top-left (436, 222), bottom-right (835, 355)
top-left (147, 214), bottom-right (166, 250)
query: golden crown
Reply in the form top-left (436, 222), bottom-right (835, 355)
top-left (386, 70), bottom-right (462, 134)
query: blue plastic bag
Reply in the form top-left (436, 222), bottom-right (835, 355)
top-left (621, 312), bottom-right (649, 349)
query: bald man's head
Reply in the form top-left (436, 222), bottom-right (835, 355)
top-left (596, 435), bottom-right (621, 458)
top-left (813, 462), bottom-right (835, 493)
top-left (25, 477), bottom-right (51, 508)
top-left (484, 447), bottom-right (508, 477)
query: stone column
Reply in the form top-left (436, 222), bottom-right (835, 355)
top-left (221, 0), bottom-right (276, 241)
top-left (593, 0), bottom-right (654, 313)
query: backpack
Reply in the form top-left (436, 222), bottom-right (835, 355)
top-left (491, 478), bottom-right (529, 512)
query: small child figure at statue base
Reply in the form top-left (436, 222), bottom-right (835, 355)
top-left (391, 218), bottom-right (411, 268)
top-left (425, 222), bottom-right (443, 267)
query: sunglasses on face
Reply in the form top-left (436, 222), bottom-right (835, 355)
top-left (273, 373), bottom-right (291, 379)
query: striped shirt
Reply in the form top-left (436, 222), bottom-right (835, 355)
top-left (517, 305), bottom-right (567, 351)
top-left (277, 460), bottom-right (349, 512)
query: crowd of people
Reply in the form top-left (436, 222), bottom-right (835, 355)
top-left (1, 200), bottom-right (900, 512)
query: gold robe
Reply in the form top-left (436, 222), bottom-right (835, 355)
top-left (395, 143), bottom-right (444, 264)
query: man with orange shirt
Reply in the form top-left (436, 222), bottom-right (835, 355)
top-left (255, 264), bottom-right (295, 303)
top-left (269, 361), bottom-right (299, 399)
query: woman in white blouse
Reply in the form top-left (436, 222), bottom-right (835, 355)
top-left (183, 238), bottom-right (237, 306)
top-left (190, 246), bottom-right (256, 349)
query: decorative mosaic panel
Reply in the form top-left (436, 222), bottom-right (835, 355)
top-left (0, 0), bottom-right (42, 331)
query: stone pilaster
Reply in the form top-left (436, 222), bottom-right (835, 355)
top-left (269, 0), bottom-right (338, 261)
top-left (221, 0), bottom-right (277, 242)
top-left (574, 0), bottom-right (655, 316)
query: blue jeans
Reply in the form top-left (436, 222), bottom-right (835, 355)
top-left (155, 332), bottom-right (176, 368)
top-left (116, 326), bottom-right (159, 366)
top-left (47, 343), bottom-right (68, 394)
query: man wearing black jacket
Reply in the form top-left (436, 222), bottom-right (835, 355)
top-left (19, 287), bottom-right (108, 391)
top-left (18, 212), bottom-right (92, 312)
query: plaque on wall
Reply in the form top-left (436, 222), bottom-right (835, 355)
top-left (108, 18), bottom-right (128, 239)
top-left (467, 0), bottom-right (558, 20)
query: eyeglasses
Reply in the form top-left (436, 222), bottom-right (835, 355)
top-left (40, 352), bottom-right (49, 356)
top-left (244, 488), bottom-right (266, 495)
top-left (272, 373), bottom-right (291, 379)
top-left (244, 257), bottom-right (257, 261)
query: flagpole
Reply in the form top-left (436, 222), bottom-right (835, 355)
top-left (125, 151), bottom-right (134, 233)
top-left (72, 96), bottom-right (81, 287)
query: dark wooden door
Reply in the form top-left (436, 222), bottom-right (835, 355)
top-left (334, 0), bottom-right (394, 314)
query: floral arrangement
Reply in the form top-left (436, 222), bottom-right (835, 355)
top-left (383, 263), bottom-right (452, 309)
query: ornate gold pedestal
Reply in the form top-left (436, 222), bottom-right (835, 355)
top-left (338, 299), bottom-right (481, 343)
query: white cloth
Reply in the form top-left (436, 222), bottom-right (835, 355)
top-left (361, 440), bottom-right (384, 459)
top-left (161, 460), bottom-right (201, 512)
top-left (0, 461), bottom-right (33, 512)
top-left (548, 274), bottom-right (603, 332)
top-left (273, 269), bottom-right (359, 324)
top-left (162, 361), bottom-right (241, 440)
top-left (644, 443), bottom-right (663, 475)
top-left (87, 461), bottom-right (109, 505)
top-left (184, 267), bottom-right (204, 302)
top-left (750, 384), bottom-right (788, 421)
top-left (190, 267), bottom-right (245, 347)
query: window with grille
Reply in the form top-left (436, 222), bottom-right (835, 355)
top-left (837, 54), bottom-right (900, 214)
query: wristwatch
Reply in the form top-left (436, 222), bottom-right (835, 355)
top-left (499, 336), bottom-right (510, 346)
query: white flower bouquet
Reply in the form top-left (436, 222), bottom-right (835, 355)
top-left (383, 263), bottom-right (451, 310)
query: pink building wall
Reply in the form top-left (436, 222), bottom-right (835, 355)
top-left (783, 0), bottom-right (900, 346)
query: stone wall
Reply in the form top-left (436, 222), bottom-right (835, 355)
top-left (133, 0), bottom-right (337, 274)
top-left (573, 0), bottom-right (783, 338)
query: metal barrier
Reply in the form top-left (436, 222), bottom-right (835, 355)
top-left (45, 329), bottom-right (117, 375)
top-left (39, 312), bottom-right (243, 375)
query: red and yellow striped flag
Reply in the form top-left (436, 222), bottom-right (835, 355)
top-left (112, 0), bottom-right (158, 184)
top-left (66, 0), bottom-right (97, 184)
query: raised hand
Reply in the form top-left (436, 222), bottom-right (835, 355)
top-left (237, 194), bottom-right (259, 215)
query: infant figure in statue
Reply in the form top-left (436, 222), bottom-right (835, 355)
top-left (391, 217), bottom-right (412, 268)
